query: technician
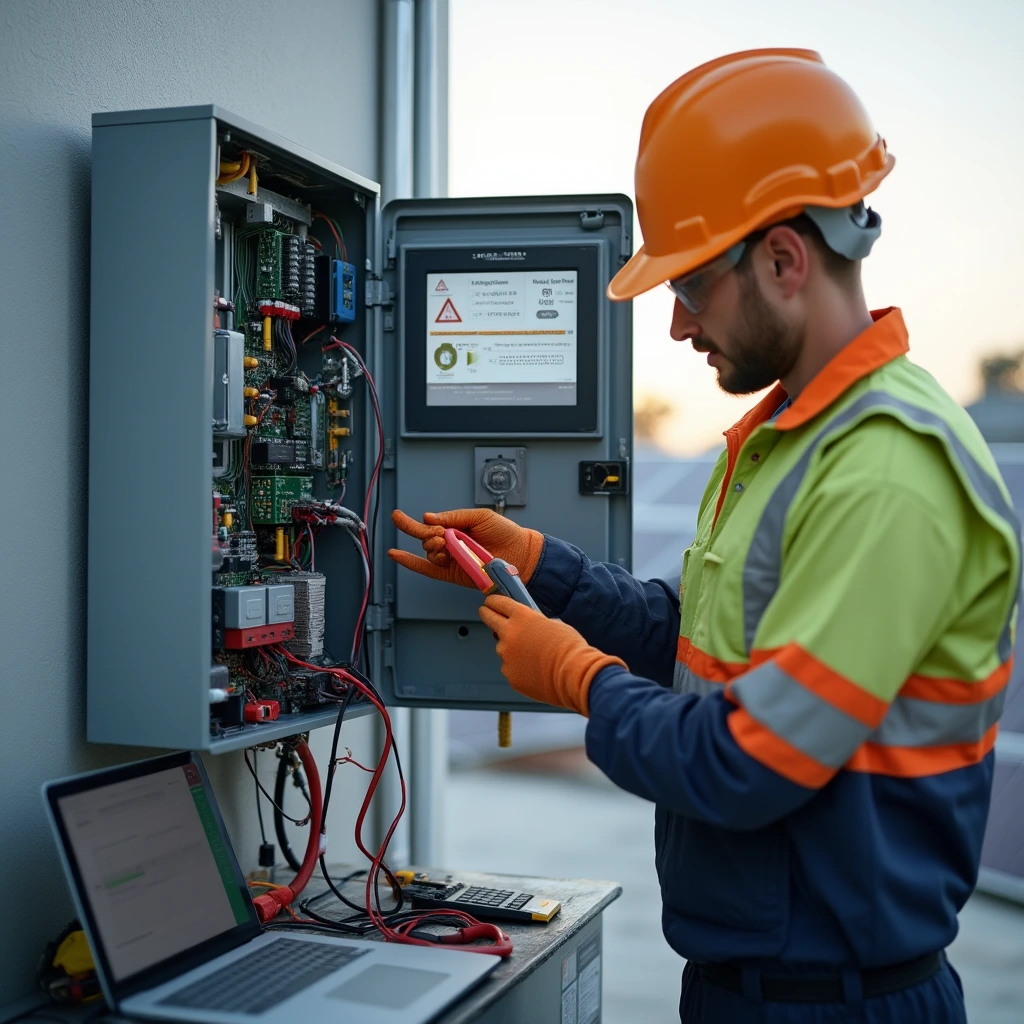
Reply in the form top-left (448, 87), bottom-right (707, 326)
top-left (390, 49), bottom-right (1021, 1022)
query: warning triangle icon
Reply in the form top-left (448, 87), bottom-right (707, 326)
top-left (435, 297), bottom-right (462, 323)
top-left (435, 279), bottom-right (449, 292)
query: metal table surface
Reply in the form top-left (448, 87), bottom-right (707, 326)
top-left (3, 868), bottom-right (620, 1024)
top-left (297, 867), bottom-right (622, 1024)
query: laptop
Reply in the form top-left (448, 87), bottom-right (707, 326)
top-left (43, 751), bottom-right (500, 1023)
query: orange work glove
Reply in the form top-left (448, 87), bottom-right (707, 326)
top-left (388, 508), bottom-right (545, 589)
top-left (478, 595), bottom-right (626, 716)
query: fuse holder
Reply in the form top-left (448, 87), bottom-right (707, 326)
top-left (223, 623), bottom-right (295, 649)
top-left (244, 699), bottom-right (280, 723)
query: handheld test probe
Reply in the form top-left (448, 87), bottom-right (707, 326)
top-left (442, 528), bottom-right (541, 610)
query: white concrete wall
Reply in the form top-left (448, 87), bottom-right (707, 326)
top-left (0, 0), bottom-right (382, 999)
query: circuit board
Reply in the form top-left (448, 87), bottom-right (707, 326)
top-left (211, 208), bottom-right (364, 732)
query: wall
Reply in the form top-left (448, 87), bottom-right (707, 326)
top-left (0, 0), bottom-right (381, 1001)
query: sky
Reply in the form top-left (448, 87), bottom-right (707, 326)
top-left (448, 0), bottom-right (1024, 453)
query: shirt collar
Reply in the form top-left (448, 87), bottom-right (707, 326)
top-left (724, 307), bottom-right (909, 445)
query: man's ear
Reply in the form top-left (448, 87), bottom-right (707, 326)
top-left (761, 225), bottom-right (809, 300)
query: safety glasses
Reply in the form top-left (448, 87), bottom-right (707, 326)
top-left (665, 241), bottom-right (747, 315)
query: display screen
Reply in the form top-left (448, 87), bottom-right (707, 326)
top-left (425, 270), bottom-right (578, 407)
top-left (57, 763), bottom-right (251, 981)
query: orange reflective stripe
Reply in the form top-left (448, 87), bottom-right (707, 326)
top-left (900, 660), bottom-right (1013, 705)
top-left (728, 707), bottom-right (835, 788)
top-left (767, 644), bottom-right (890, 728)
top-left (774, 309), bottom-right (909, 432)
top-left (713, 385), bottom-right (786, 528)
top-left (845, 723), bottom-right (999, 778)
top-left (676, 636), bottom-right (747, 683)
top-left (712, 427), bottom-right (741, 528)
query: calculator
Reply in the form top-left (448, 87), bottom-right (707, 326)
top-left (401, 878), bottom-right (562, 923)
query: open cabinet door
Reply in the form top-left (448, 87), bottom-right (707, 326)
top-left (372, 195), bottom-right (634, 709)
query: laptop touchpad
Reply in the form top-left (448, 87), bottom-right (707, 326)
top-left (327, 966), bottom-right (449, 1009)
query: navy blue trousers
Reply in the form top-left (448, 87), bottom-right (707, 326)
top-left (679, 959), bottom-right (966, 1023)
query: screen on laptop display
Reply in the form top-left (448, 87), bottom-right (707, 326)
top-left (57, 762), bottom-right (252, 981)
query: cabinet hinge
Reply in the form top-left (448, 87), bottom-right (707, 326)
top-left (365, 277), bottom-right (393, 309)
top-left (365, 603), bottom-right (394, 632)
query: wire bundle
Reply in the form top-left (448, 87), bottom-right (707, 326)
top-left (312, 211), bottom-right (347, 260)
top-left (271, 317), bottom-right (298, 374)
top-left (321, 337), bottom-right (383, 666)
top-left (264, 652), bottom-right (507, 955)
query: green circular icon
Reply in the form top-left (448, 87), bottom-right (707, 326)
top-left (434, 343), bottom-right (457, 370)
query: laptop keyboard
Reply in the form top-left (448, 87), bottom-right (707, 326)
top-left (160, 938), bottom-right (369, 1014)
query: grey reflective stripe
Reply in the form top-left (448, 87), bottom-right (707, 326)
top-left (731, 659), bottom-right (1008, 764)
top-left (742, 390), bottom-right (1022, 656)
top-left (672, 660), bottom-right (720, 697)
top-left (730, 661), bottom-right (871, 768)
top-left (872, 688), bottom-right (1007, 747)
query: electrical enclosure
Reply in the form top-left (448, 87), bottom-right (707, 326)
top-left (87, 106), bottom-right (632, 752)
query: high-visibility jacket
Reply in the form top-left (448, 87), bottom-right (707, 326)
top-left (529, 308), bottom-right (1021, 967)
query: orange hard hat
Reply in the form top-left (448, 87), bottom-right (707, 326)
top-left (608, 48), bottom-right (895, 301)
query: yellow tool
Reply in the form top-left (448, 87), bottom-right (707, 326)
top-left (498, 712), bottom-right (512, 748)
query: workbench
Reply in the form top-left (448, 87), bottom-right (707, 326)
top-left (3, 869), bottom-right (621, 1024)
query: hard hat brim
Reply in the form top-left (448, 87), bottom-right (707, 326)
top-left (606, 241), bottom-right (730, 302)
top-left (607, 152), bottom-right (894, 303)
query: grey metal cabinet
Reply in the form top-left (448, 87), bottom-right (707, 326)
top-left (87, 106), bottom-right (632, 752)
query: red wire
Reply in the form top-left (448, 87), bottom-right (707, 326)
top-left (250, 739), bottom-right (322, 923)
top-left (272, 648), bottom-right (500, 952)
top-left (329, 338), bottom-right (384, 662)
top-left (275, 650), bottom-right (399, 866)
top-left (299, 324), bottom-right (326, 346)
top-left (312, 213), bottom-right (346, 260)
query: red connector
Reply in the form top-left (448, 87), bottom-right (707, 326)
top-left (251, 740), bottom-right (322, 924)
top-left (243, 699), bottom-right (280, 723)
top-left (224, 623), bottom-right (294, 649)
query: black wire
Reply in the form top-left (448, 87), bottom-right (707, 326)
top-left (335, 342), bottom-right (382, 675)
top-left (298, 871), bottom-right (365, 915)
top-left (316, 683), bottom-right (405, 920)
top-left (274, 751), bottom-right (302, 873)
top-left (265, 918), bottom-right (372, 936)
top-left (316, 689), bottom-right (369, 915)
top-left (363, 365), bottom-right (384, 676)
top-left (243, 749), bottom-right (309, 825)
top-left (254, 748), bottom-right (267, 844)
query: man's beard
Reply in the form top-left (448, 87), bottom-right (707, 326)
top-left (695, 273), bottom-right (802, 396)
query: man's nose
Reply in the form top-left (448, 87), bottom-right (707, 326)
top-left (670, 298), bottom-right (701, 341)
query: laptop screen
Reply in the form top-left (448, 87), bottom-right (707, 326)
top-left (54, 758), bottom-right (256, 983)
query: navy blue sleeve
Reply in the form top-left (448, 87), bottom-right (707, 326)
top-left (527, 535), bottom-right (680, 688)
top-left (585, 666), bottom-right (817, 830)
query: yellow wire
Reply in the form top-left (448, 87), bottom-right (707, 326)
top-left (217, 151), bottom-right (251, 186)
